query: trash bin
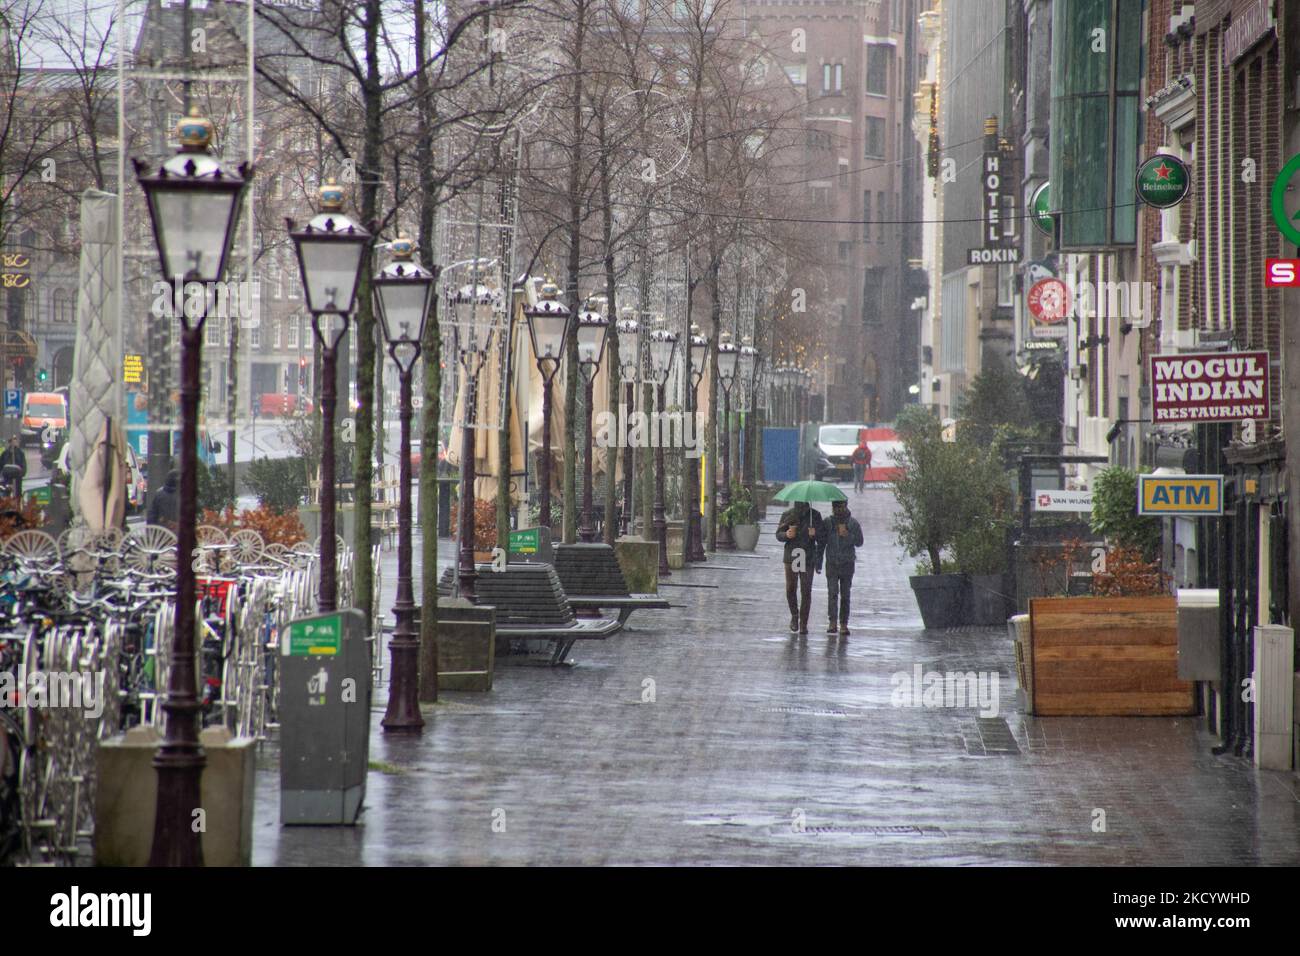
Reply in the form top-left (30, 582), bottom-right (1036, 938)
top-left (1176, 588), bottom-right (1220, 681)
top-left (279, 609), bottom-right (371, 825)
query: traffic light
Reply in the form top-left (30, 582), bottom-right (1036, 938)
top-left (36, 368), bottom-right (47, 383)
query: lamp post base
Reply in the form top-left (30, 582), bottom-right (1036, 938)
top-left (381, 611), bottom-right (424, 732)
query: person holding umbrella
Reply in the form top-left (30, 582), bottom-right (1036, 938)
top-left (773, 480), bottom-right (843, 635)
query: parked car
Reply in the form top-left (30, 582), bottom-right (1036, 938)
top-left (813, 423), bottom-right (869, 481)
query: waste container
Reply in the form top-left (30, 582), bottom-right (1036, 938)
top-left (1176, 588), bottom-right (1220, 681)
top-left (280, 608), bottom-right (371, 825)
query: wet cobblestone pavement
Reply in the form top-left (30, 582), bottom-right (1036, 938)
top-left (253, 488), bottom-right (1300, 865)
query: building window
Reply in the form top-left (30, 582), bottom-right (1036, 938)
top-left (838, 159), bottom-right (849, 188)
top-left (1050, 0), bottom-right (1140, 247)
top-left (823, 62), bottom-right (842, 94)
top-left (866, 45), bottom-right (889, 95)
top-left (862, 191), bottom-right (871, 240)
top-left (838, 241), bottom-right (850, 262)
top-left (998, 264), bottom-right (1014, 306)
top-left (864, 117), bottom-right (885, 158)
top-left (288, 268), bottom-right (301, 300)
top-left (206, 317), bottom-right (221, 346)
top-left (288, 314), bottom-right (300, 349)
top-left (250, 321), bottom-right (260, 349)
top-left (785, 64), bottom-right (805, 86)
top-left (273, 318), bottom-right (283, 349)
top-left (877, 191), bottom-right (885, 241)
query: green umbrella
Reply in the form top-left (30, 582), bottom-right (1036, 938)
top-left (773, 480), bottom-right (847, 504)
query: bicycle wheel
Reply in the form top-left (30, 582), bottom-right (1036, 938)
top-left (231, 529), bottom-right (265, 565)
top-left (196, 525), bottom-right (228, 547)
top-left (2, 531), bottom-right (58, 566)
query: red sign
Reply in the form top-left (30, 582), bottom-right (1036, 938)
top-left (196, 578), bottom-right (235, 618)
top-left (1264, 259), bottom-right (1300, 286)
top-left (1150, 350), bottom-right (1270, 424)
top-left (1027, 278), bottom-right (1070, 338)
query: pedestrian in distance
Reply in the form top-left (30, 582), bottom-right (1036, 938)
top-left (819, 499), bottom-right (863, 635)
top-left (850, 439), bottom-right (871, 494)
top-left (776, 500), bottom-right (825, 635)
top-left (147, 469), bottom-right (180, 531)
top-left (0, 435), bottom-right (26, 501)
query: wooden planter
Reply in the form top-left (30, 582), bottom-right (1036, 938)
top-left (1027, 595), bottom-right (1194, 716)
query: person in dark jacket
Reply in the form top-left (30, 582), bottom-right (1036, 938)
top-left (0, 436), bottom-right (26, 501)
top-left (818, 499), bottom-right (864, 635)
top-left (147, 469), bottom-right (180, 530)
top-left (775, 500), bottom-right (824, 634)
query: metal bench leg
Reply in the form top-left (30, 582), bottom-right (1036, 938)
top-left (617, 607), bottom-right (633, 628)
top-left (550, 640), bottom-right (575, 666)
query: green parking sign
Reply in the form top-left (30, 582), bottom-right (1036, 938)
top-left (508, 527), bottom-right (539, 555)
top-left (286, 613), bottom-right (342, 656)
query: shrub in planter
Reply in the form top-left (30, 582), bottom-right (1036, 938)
top-left (1090, 467), bottom-right (1160, 559)
top-left (200, 505), bottom-right (307, 546)
top-left (246, 456), bottom-right (308, 513)
top-left (448, 498), bottom-right (498, 552)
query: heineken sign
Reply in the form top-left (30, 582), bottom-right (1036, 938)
top-left (1030, 182), bottom-right (1053, 236)
top-left (1136, 155), bottom-right (1190, 209)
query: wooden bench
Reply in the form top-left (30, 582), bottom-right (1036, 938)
top-left (551, 543), bottom-right (670, 625)
top-left (439, 563), bottom-right (620, 665)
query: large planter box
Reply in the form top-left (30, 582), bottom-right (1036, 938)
top-left (96, 726), bottom-right (256, 866)
top-left (1028, 595), bottom-right (1194, 716)
top-left (909, 573), bottom-right (968, 629)
top-left (965, 574), bottom-right (1011, 626)
top-left (615, 536), bottom-right (658, 593)
top-left (731, 523), bottom-right (760, 551)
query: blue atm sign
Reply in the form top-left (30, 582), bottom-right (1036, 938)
top-left (1138, 475), bottom-right (1223, 516)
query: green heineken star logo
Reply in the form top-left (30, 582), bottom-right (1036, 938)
top-left (1030, 181), bottom-right (1053, 237)
top-left (1136, 154), bottom-right (1191, 209)
top-left (1271, 153), bottom-right (1300, 247)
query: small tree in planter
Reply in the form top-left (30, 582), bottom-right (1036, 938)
top-left (891, 410), bottom-right (1012, 626)
top-left (722, 480), bottom-right (759, 550)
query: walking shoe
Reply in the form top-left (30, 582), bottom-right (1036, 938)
top-left (839, 625), bottom-right (850, 636)
top-left (799, 621), bottom-right (809, 635)
top-left (789, 615), bottom-right (799, 633)
top-left (826, 621), bottom-right (838, 634)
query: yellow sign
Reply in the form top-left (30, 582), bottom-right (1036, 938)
top-left (1138, 475), bottom-right (1223, 515)
top-left (124, 354), bottom-right (144, 384)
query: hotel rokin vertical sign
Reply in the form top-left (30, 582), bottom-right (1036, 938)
top-left (1150, 350), bottom-right (1270, 423)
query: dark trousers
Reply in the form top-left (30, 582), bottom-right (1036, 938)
top-left (784, 562), bottom-right (813, 626)
top-left (826, 566), bottom-right (853, 624)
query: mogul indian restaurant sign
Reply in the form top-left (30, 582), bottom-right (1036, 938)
top-left (1149, 350), bottom-right (1269, 424)
top-left (1139, 475), bottom-right (1223, 516)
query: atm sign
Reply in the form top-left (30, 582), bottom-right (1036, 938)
top-left (1138, 475), bottom-right (1223, 515)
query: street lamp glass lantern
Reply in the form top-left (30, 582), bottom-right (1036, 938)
top-left (133, 109), bottom-right (250, 297)
top-left (450, 260), bottom-right (501, 358)
top-left (576, 297), bottom-right (610, 379)
top-left (373, 236), bottom-right (436, 351)
top-left (689, 324), bottom-right (708, 387)
top-left (288, 179), bottom-right (370, 317)
top-left (717, 331), bottom-right (738, 390)
top-left (524, 279), bottom-right (572, 367)
top-left (616, 309), bottom-right (639, 380)
top-left (648, 319), bottom-right (678, 387)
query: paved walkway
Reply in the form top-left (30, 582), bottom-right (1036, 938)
top-left (252, 487), bottom-right (1300, 865)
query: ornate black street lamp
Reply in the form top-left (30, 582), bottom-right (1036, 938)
top-left (738, 337), bottom-right (759, 495)
top-left (615, 307), bottom-right (639, 536)
top-left (648, 318), bottom-right (677, 576)
top-left (523, 280), bottom-right (572, 532)
top-left (576, 296), bottom-right (609, 543)
top-left (288, 179), bottom-right (370, 613)
top-left (715, 331), bottom-right (738, 551)
top-left (373, 236), bottom-right (435, 733)
top-left (686, 324), bottom-right (708, 563)
top-left (134, 108), bottom-right (250, 867)
top-left (448, 263), bottom-right (501, 600)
